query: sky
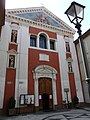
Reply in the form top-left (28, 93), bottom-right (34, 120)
top-left (5, 0), bottom-right (90, 39)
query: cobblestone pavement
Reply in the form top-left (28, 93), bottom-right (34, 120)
top-left (0, 108), bottom-right (90, 120)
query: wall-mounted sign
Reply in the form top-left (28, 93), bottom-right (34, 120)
top-left (25, 95), bottom-right (34, 104)
top-left (64, 88), bottom-right (69, 92)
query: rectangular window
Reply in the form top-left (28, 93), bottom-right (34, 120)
top-left (30, 36), bottom-right (36, 47)
top-left (50, 40), bottom-right (55, 50)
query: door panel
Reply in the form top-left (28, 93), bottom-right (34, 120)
top-left (38, 78), bottom-right (53, 110)
top-left (42, 93), bottom-right (49, 110)
top-left (39, 78), bottom-right (52, 95)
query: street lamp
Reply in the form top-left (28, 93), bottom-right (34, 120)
top-left (65, 1), bottom-right (85, 36)
top-left (65, 1), bottom-right (90, 98)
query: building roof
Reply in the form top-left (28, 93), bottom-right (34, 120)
top-left (74, 29), bottom-right (90, 44)
top-left (81, 29), bottom-right (90, 39)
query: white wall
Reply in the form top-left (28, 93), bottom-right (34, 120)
top-left (76, 39), bottom-right (90, 103)
top-left (57, 33), bottom-right (84, 103)
top-left (76, 44), bottom-right (86, 80)
top-left (0, 22), bottom-right (10, 108)
top-left (57, 34), bottom-right (71, 102)
top-left (0, 21), bottom-right (29, 108)
top-left (70, 38), bottom-right (84, 102)
top-left (81, 35), bottom-right (90, 103)
top-left (15, 25), bottom-right (29, 107)
top-left (83, 35), bottom-right (90, 75)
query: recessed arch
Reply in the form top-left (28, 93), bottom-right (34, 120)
top-left (33, 64), bottom-right (58, 109)
top-left (37, 32), bottom-right (49, 49)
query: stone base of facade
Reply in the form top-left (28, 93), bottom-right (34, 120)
top-left (53, 105), bottom-right (58, 110)
top-left (34, 106), bottom-right (39, 112)
top-left (0, 102), bottom-right (89, 115)
top-left (14, 105), bottom-right (34, 115)
top-left (0, 109), bottom-right (5, 115)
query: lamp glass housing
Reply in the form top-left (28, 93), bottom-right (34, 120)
top-left (65, 2), bottom-right (85, 25)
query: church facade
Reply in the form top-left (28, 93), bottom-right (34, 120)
top-left (0, 7), bottom-right (84, 114)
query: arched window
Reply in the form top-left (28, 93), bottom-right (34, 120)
top-left (39, 34), bottom-right (47, 49)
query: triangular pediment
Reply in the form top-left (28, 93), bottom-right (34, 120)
top-left (7, 49), bottom-right (17, 54)
top-left (6, 7), bottom-right (75, 34)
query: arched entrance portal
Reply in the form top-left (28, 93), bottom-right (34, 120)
top-left (39, 77), bottom-right (53, 110)
top-left (33, 65), bottom-right (57, 111)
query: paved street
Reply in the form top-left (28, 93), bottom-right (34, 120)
top-left (0, 108), bottom-right (90, 120)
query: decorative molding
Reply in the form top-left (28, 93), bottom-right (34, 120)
top-left (10, 22), bottom-right (20, 30)
top-left (7, 49), bottom-right (18, 54)
top-left (33, 65), bottom-right (57, 79)
top-left (66, 57), bottom-right (73, 62)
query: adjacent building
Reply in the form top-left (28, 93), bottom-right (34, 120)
top-left (0, 7), bottom-right (84, 114)
top-left (74, 29), bottom-right (90, 103)
top-left (0, 0), bottom-right (5, 34)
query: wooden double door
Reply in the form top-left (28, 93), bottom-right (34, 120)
top-left (38, 77), bottom-right (53, 110)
